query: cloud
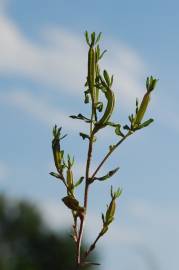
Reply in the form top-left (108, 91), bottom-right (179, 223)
top-left (0, 89), bottom-right (86, 131)
top-left (0, 12), bottom-right (146, 106)
top-left (0, 15), bottom-right (86, 94)
top-left (102, 40), bottom-right (146, 104)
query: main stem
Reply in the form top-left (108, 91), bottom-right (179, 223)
top-left (76, 112), bottom-right (94, 266)
top-left (75, 132), bottom-right (131, 264)
top-left (76, 131), bottom-right (131, 266)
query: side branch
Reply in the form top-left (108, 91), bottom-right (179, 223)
top-left (91, 131), bottom-right (131, 181)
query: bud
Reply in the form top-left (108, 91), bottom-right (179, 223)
top-left (66, 168), bottom-right (74, 191)
top-left (146, 76), bottom-right (158, 93)
top-left (62, 195), bottom-right (84, 214)
top-left (52, 126), bottom-right (66, 172)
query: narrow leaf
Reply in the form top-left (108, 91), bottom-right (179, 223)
top-left (94, 167), bottom-right (119, 181)
top-left (74, 177), bottom-right (84, 188)
top-left (79, 132), bottom-right (90, 140)
top-left (123, 124), bottom-right (130, 130)
top-left (80, 261), bottom-right (100, 267)
top-left (70, 113), bottom-right (91, 123)
top-left (114, 188), bottom-right (122, 198)
top-left (85, 31), bottom-right (90, 46)
top-left (103, 70), bottom-right (110, 86)
top-left (139, 118), bottom-right (154, 129)
top-left (95, 32), bottom-right (102, 44)
top-left (115, 124), bottom-right (124, 137)
top-left (91, 32), bottom-right (95, 46)
top-left (99, 49), bottom-right (107, 60)
top-left (49, 172), bottom-right (61, 179)
top-left (96, 102), bottom-right (103, 112)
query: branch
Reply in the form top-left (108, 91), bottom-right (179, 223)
top-left (91, 131), bottom-right (132, 181)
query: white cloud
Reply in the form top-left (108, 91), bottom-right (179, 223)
top-left (0, 89), bottom-right (86, 131)
top-left (102, 40), bottom-right (146, 104)
top-left (0, 13), bottom-right (146, 106)
top-left (0, 15), bottom-right (86, 94)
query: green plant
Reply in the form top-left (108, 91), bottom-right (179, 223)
top-left (50, 31), bottom-right (157, 268)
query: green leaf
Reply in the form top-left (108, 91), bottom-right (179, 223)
top-left (84, 89), bottom-right (90, 104)
top-left (67, 154), bottom-right (74, 167)
top-left (114, 187), bottom-right (122, 198)
top-left (79, 132), bottom-right (90, 140)
top-left (110, 185), bottom-right (114, 198)
top-left (95, 32), bottom-right (102, 44)
top-left (94, 167), bottom-right (119, 181)
top-left (136, 98), bottom-right (139, 114)
top-left (84, 94), bottom-right (90, 104)
top-left (80, 261), bottom-right (101, 267)
top-left (91, 32), bottom-right (95, 46)
top-left (128, 114), bottom-right (134, 123)
top-left (99, 75), bottom-right (107, 88)
top-left (49, 172), bottom-right (61, 179)
top-left (146, 76), bottom-right (158, 92)
top-left (115, 124), bottom-right (124, 137)
top-left (106, 122), bottom-right (124, 137)
top-left (99, 49), bottom-right (107, 60)
top-left (96, 45), bottom-right (100, 61)
top-left (103, 70), bottom-right (110, 86)
top-left (74, 176), bottom-right (84, 188)
top-left (139, 118), bottom-right (154, 129)
top-left (101, 213), bottom-right (105, 224)
top-left (96, 102), bottom-right (103, 112)
top-left (70, 113), bottom-right (91, 123)
top-left (110, 75), bottom-right (114, 87)
top-left (123, 124), bottom-right (130, 130)
top-left (85, 31), bottom-right (90, 46)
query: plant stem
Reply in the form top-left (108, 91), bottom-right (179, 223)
top-left (83, 233), bottom-right (101, 260)
top-left (78, 132), bottom-right (132, 264)
top-left (91, 131), bottom-right (131, 181)
top-left (76, 113), bottom-right (95, 266)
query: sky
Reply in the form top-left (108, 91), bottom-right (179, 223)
top-left (0, 0), bottom-right (179, 269)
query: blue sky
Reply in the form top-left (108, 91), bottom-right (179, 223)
top-left (0, 0), bottom-right (179, 269)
